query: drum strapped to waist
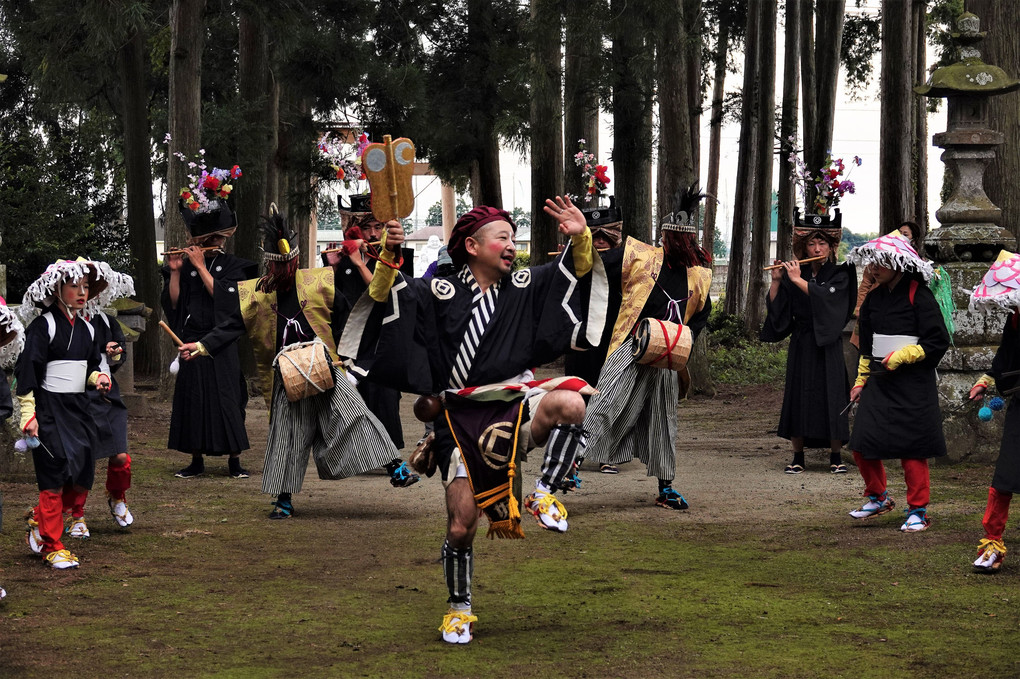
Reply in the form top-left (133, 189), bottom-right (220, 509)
top-left (631, 319), bottom-right (693, 372)
top-left (872, 334), bottom-right (920, 357)
top-left (273, 338), bottom-right (335, 402)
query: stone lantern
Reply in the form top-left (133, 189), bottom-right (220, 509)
top-left (915, 12), bottom-right (1020, 461)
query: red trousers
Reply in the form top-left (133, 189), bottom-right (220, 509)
top-left (35, 484), bottom-right (87, 553)
top-left (105, 454), bottom-right (132, 501)
top-left (852, 452), bottom-right (930, 509)
top-left (983, 487), bottom-right (1012, 541)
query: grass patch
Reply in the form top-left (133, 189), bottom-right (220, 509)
top-left (707, 310), bottom-right (788, 385)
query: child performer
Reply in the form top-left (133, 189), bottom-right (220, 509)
top-left (844, 233), bottom-right (950, 532)
top-left (966, 250), bottom-right (1020, 572)
top-left (1, 296), bottom-right (26, 595)
top-left (84, 264), bottom-right (137, 528)
top-left (17, 260), bottom-right (112, 568)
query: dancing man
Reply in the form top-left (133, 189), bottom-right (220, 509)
top-left (339, 199), bottom-right (606, 644)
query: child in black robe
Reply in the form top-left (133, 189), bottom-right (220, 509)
top-left (967, 249), bottom-right (1020, 572)
top-left (845, 233), bottom-right (950, 533)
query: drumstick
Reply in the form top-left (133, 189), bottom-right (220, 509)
top-left (763, 255), bottom-right (827, 271)
top-left (158, 320), bottom-right (184, 348)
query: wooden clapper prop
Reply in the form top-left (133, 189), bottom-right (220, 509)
top-left (362, 135), bottom-right (416, 222)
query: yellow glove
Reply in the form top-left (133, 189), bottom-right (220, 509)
top-left (369, 228), bottom-right (400, 303)
top-left (854, 356), bottom-right (870, 388)
top-left (884, 344), bottom-right (925, 371)
top-left (570, 226), bottom-right (593, 277)
top-left (17, 391), bottom-right (36, 431)
top-left (973, 373), bottom-right (995, 390)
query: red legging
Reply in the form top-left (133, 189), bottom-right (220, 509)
top-left (983, 487), bottom-right (1012, 541)
top-left (106, 453), bottom-right (132, 502)
top-left (852, 452), bottom-right (930, 509)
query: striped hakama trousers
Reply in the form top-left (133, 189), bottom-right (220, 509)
top-left (262, 365), bottom-right (398, 495)
top-left (583, 339), bottom-right (679, 481)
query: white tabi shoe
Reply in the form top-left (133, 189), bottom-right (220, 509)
top-left (44, 549), bottom-right (80, 570)
top-left (439, 608), bottom-right (477, 644)
top-left (524, 484), bottom-right (569, 533)
top-left (26, 521), bottom-right (44, 555)
top-left (67, 518), bottom-right (90, 539)
top-left (108, 496), bottom-right (134, 527)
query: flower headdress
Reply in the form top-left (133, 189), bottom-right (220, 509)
top-left (0, 296), bottom-right (25, 370)
top-left (18, 258), bottom-right (111, 324)
top-left (318, 131), bottom-right (369, 188)
top-left (846, 233), bottom-right (934, 282)
top-left (573, 139), bottom-right (610, 203)
top-left (969, 250), bottom-right (1020, 312)
top-left (788, 145), bottom-right (861, 216)
top-left (164, 135), bottom-right (241, 215)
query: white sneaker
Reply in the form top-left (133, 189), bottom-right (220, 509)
top-left (849, 493), bottom-right (895, 520)
top-left (44, 549), bottom-right (80, 570)
top-left (439, 608), bottom-right (477, 644)
top-left (524, 485), bottom-right (569, 533)
top-left (67, 518), bottom-right (90, 539)
top-left (26, 522), bottom-right (44, 555)
top-left (108, 497), bottom-right (134, 527)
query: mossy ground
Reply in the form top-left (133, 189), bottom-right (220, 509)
top-left (0, 386), bottom-right (1016, 678)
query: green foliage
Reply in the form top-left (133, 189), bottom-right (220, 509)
top-left (837, 228), bottom-right (877, 260)
top-left (841, 8), bottom-right (882, 96)
top-left (706, 309), bottom-right (787, 385)
top-left (425, 196), bottom-right (472, 226)
top-left (713, 227), bottom-right (728, 259)
top-left (512, 251), bottom-right (530, 271)
top-left (316, 195), bottom-right (341, 231)
top-left (509, 206), bottom-right (531, 230)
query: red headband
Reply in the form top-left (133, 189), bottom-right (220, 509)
top-left (448, 206), bottom-right (516, 268)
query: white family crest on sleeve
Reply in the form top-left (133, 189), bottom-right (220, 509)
top-left (431, 278), bottom-right (456, 300)
top-left (511, 269), bottom-right (531, 289)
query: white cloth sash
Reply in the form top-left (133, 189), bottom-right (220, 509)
top-left (42, 360), bottom-right (88, 393)
top-left (872, 334), bottom-right (920, 357)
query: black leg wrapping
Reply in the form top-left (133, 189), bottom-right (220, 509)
top-left (441, 540), bottom-right (473, 606)
top-left (541, 424), bottom-right (586, 489)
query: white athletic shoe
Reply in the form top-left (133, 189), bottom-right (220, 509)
top-left (524, 485), bottom-right (569, 533)
top-left (439, 608), bottom-right (477, 644)
top-left (44, 549), bottom-right (80, 570)
top-left (108, 497), bottom-right (134, 527)
top-left (67, 518), bottom-right (90, 539)
top-left (26, 522), bottom-right (44, 555)
top-left (849, 492), bottom-right (895, 520)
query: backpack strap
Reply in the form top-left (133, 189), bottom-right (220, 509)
top-left (909, 279), bottom-right (919, 306)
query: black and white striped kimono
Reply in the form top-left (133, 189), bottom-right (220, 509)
top-left (201, 277), bottom-right (397, 495)
top-left (582, 242), bottom-right (712, 481)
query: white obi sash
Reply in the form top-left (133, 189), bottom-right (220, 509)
top-left (42, 360), bottom-right (87, 393)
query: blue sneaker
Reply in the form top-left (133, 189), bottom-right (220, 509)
top-left (656, 487), bottom-right (689, 510)
top-left (389, 461), bottom-right (420, 488)
top-left (268, 496), bottom-right (294, 520)
top-left (557, 462), bottom-right (582, 492)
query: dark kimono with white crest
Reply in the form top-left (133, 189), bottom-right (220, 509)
top-left (338, 243), bottom-right (608, 478)
top-left (761, 260), bottom-right (856, 446)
